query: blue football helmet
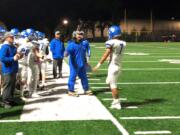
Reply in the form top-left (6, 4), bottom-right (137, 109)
top-left (38, 31), bottom-right (45, 39)
top-left (26, 28), bottom-right (35, 40)
top-left (108, 25), bottom-right (121, 40)
top-left (20, 30), bottom-right (28, 38)
top-left (10, 28), bottom-right (19, 36)
top-left (26, 28), bottom-right (35, 36)
top-left (0, 26), bottom-right (6, 33)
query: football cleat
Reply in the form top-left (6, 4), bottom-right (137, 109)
top-left (110, 99), bottom-right (122, 110)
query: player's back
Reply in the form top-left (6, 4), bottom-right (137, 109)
top-left (106, 39), bottom-right (126, 66)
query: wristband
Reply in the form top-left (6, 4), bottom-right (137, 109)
top-left (96, 63), bottom-right (101, 68)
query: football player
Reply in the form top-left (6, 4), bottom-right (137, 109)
top-left (93, 25), bottom-right (126, 110)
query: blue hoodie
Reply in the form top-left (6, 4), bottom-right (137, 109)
top-left (50, 38), bottom-right (65, 59)
top-left (66, 41), bottom-right (86, 69)
top-left (0, 43), bottom-right (18, 75)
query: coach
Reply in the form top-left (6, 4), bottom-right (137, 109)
top-left (0, 32), bottom-right (21, 108)
top-left (50, 31), bottom-right (65, 79)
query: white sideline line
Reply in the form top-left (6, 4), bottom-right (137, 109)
top-left (134, 131), bottom-right (171, 135)
top-left (99, 68), bottom-right (180, 71)
top-left (90, 82), bottom-right (180, 85)
top-left (120, 116), bottom-right (180, 120)
top-left (102, 98), bottom-right (127, 101)
top-left (110, 117), bottom-right (129, 135)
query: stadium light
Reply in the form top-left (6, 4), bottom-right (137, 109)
top-left (63, 19), bottom-right (69, 25)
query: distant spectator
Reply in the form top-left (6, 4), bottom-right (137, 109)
top-left (171, 34), bottom-right (176, 42)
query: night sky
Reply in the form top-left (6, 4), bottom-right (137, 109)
top-left (0, 0), bottom-right (179, 31)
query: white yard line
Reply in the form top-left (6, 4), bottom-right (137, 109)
top-left (94, 47), bottom-right (105, 49)
top-left (91, 87), bottom-right (109, 89)
top-left (90, 45), bottom-right (96, 47)
top-left (120, 116), bottom-right (180, 120)
top-left (90, 82), bottom-right (180, 85)
top-left (17, 61), bottom-right (129, 135)
top-left (103, 92), bottom-right (112, 94)
top-left (90, 61), bottom-right (164, 63)
top-left (16, 132), bottom-right (23, 135)
top-left (126, 106), bottom-right (139, 109)
top-left (98, 68), bottom-right (180, 71)
top-left (134, 131), bottom-right (171, 135)
top-left (88, 78), bottom-right (101, 81)
top-left (129, 56), bottom-right (180, 57)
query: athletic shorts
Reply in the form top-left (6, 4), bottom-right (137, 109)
top-left (106, 64), bottom-right (121, 89)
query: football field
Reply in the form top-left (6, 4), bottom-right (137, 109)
top-left (89, 42), bottom-right (180, 135)
top-left (0, 42), bottom-right (180, 135)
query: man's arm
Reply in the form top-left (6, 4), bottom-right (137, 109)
top-left (50, 40), bottom-right (55, 53)
top-left (64, 44), bottom-right (72, 57)
top-left (0, 46), bottom-right (18, 62)
top-left (93, 48), bottom-right (112, 71)
top-left (87, 43), bottom-right (91, 57)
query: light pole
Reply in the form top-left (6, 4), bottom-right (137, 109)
top-left (63, 19), bottom-right (69, 25)
top-left (62, 19), bottom-right (69, 38)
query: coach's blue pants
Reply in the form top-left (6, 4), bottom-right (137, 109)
top-left (68, 66), bottom-right (89, 92)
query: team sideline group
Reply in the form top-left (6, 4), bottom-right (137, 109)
top-left (0, 25), bottom-right (126, 110)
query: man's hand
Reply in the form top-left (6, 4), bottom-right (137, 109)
top-left (93, 63), bottom-right (101, 72)
top-left (13, 54), bottom-right (20, 61)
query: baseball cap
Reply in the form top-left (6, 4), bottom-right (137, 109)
top-left (4, 32), bottom-right (14, 39)
top-left (55, 31), bottom-right (61, 35)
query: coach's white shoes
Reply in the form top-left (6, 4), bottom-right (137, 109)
top-left (68, 91), bottom-right (79, 97)
top-left (85, 90), bottom-right (93, 96)
top-left (110, 99), bottom-right (122, 110)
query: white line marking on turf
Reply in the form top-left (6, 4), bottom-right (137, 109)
top-left (90, 82), bottom-right (180, 85)
top-left (125, 53), bottom-right (149, 56)
top-left (126, 56), bottom-right (180, 57)
top-left (95, 47), bottom-right (105, 49)
top-left (90, 45), bottom-right (96, 47)
top-left (90, 61), bottom-right (164, 63)
top-left (126, 106), bottom-right (138, 109)
top-left (134, 131), bottom-right (171, 135)
top-left (102, 98), bottom-right (127, 101)
top-left (88, 78), bottom-right (101, 81)
top-left (99, 68), bottom-right (180, 71)
top-left (103, 92), bottom-right (112, 94)
top-left (92, 87), bottom-right (109, 89)
top-left (16, 132), bottom-right (23, 135)
top-left (120, 116), bottom-right (180, 120)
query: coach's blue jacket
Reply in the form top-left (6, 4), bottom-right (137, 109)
top-left (50, 38), bottom-right (65, 59)
top-left (66, 40), bottom-right (86, 69)
top-left (0, 43), bottom-right (18, 75)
